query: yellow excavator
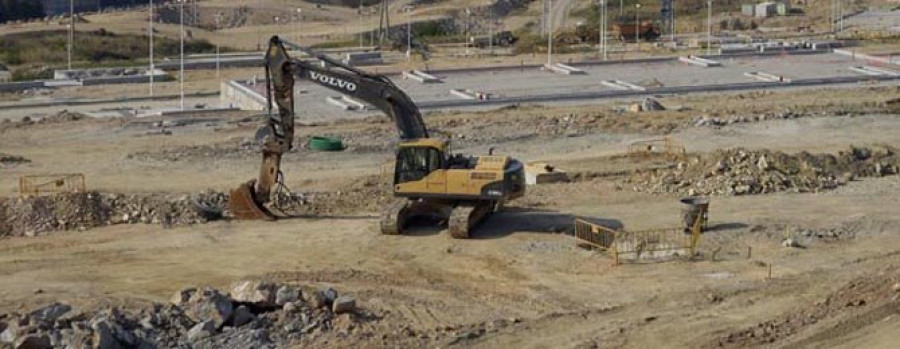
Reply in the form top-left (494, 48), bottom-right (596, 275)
top-left (229, 36), bottom-right (525, 238)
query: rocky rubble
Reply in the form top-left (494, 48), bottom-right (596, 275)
top-left (626, 146), bottom-right (900, 196)
top-left (692, 110), bottom-right (814, 127)
top-left (0, 281), bottom-right (369, 348)
top-left (0, 110), bottom-right (87, 131)
top-left (0, 191), bottom-right (228, 237)
top-left (0, 176), bottom-right (391, 237)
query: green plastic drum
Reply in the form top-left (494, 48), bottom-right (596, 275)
top-left (308, 136), bottom-right (344, 151)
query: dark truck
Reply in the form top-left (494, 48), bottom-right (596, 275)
top-left (469, 31), bottom-right (517, 48)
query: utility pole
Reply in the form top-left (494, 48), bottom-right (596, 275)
top-left (671, 0), bottom-right (676, 45)
top-left (257, 0), bottom-right (262, 51)
top-left (464, 8), bottom-right (470, 55)
top-left (547, 0), bottom-right (553, 66)
top-left (830, 0), bottom-right (835, 33)
top-left (215, 13), bottom-right (221, 77)
top-left (297, 8), bottom-right (303, 44)
top-left (488, 3), bottom-right (494, 54)
top-left (838, 0), bottom-right (843, 33)
top-left (619, 0), bottom-right (623, 16)
top-left (598, 0), bottom-right (604, 60)
top-left (406, 17), bottom-right (411, 60)
top-left (180, 0), bottom-right (185, 110)
top-left (706, 0), bottom-right (711, 56)
top-left (149, 0), bottom-right (154, 97)
top-left (540, 0), bottom-right (545, 38)
top-left (635, 3), bottom-right (641, 51)
top-left (359, 0), bottom-right (364, 48)
top-left (68, 0), bottom-right (74, 70)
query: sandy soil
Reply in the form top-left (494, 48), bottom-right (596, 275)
top-left (1, 85), bottom-right (900, 347)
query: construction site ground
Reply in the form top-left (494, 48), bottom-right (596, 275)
top-left (2, 86), bottom-right (900, 347)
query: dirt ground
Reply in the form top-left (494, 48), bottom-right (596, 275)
top-left (1, 85), bottom-right (900, 347)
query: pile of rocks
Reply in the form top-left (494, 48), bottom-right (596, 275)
top-left (0, 191), bottom-right (228, 237)
top-left (0, 176), bottom-right (394, 237)
top-left (0, 153), bottom-right (29, 166)
top-left (626, 146), bottom-right (900, 196)
top-left (0, 110), bottom-right (87, 130)
top-left (693, 110), bottom-right (814, 127)
top-left (0, 281), bottom-right (366, 348)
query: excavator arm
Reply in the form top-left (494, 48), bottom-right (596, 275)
top-left (229, 36), bottom-right (428, 220)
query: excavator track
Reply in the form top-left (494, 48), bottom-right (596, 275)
top-left (448, 201), bottom-right (495, 239)
top-left (380, 199), bottom-right (411, 235)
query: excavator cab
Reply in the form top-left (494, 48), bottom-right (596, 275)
top-left (393, 139), bottom-right (449, 185)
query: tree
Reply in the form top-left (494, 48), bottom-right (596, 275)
top-left (0, 0), bottom-right (45, 23)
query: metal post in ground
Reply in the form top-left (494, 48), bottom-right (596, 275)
top-left (215, 13), bottom-right (221, 77)
top-left (547, 0), bottom-right (553, 66)
top-left (149, 0), bottom-right (154, 97)
top-left (706, 0), bottom-right (712, 56)
top-left (180, 0), bottom-right (185, 110)
top-left (68, 0), bottom-right (74, 70)
top-left (635, 3), bottom-right (641, 51)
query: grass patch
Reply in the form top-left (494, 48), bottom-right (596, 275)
top-left (0, 29), bottom-right (226, 80)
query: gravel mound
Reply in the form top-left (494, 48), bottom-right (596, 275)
top-left (0, 177), bottom-right (390, 237)
top-left (0, 281), bottom-right (370, 348)
top-left (625, 146), bottom-right (900, 196)
top-left (0, 110), bottom-right (87, 131)
top-left (0, 191), bottom-right (228, 237)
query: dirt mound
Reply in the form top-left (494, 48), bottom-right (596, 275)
top-left (0, 281), bottom-right (373, 348)
top-left (712, 265), bottom-right (900, 348)
top-left (625, 146), bottom-right (900, 196)
top-left (0, 191), bottom-right (227, 237)
top-left (0, 177), bottom-right (391, 237)
top-left (0, 110), bottom-right (87, 132)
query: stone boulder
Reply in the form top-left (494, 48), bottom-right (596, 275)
top-left (184, 288), bottom-right (234, 328)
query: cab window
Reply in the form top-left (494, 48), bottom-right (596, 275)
top-left (395, 147), bottom-right (443, 184)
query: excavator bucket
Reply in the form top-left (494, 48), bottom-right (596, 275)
top-left (228, 181), bottom-right (277, 221)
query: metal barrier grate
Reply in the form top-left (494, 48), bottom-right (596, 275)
top-left (627, 137), bottom-right (686, 160)
top-left (574, 215), bottom-right (703, 265)
top-left (18, 173), bottom-right (86, 196)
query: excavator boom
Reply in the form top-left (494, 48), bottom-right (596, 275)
top-left (229, 36), bottom-right (429, 220)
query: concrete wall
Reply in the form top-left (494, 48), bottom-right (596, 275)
top-left (220, 80), bottom-right (266, 111)
top-left (0, 81), bottom-right (44, 92)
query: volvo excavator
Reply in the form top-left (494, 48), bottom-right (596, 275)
top-left (229, 36), bottom-right (525, 238)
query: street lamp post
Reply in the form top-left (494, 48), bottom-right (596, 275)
top-left (671, 0), bottom-right (676, 45)
top-left (180, 0), bottom-right (185, 110)
top-left (257, 0), bottom-right (262, 51)
top-left (215, 13), bottom-right (221, 77)
top-left (838, 0), bottom-right (843, 33)
top-left (547, 0), bottom-right (553, 66)
top-left (68, 0), bottom-right (74, 70)
top-left (297, 8), bottom-right (302, 44)
top-left (359, 1), bottom-right (363, 48)
top-left (488, 2), bottom-right (494, 54)
top-left (599, 0), bottom-right (607, 60)
top-left (634, 3), bottom-right (641, 51)
top-left (406, 16), bottom-right (411, 60)
top-left (464, 8), bottom-right (471, 55)
top-left (706, 0), bottom-right (712, 56)
top-left (149, 0), bottom-right (154, 97)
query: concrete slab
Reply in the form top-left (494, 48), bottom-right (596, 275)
top-left (403, 70), bottom-right (442, 83)
top-left (744, 71), bottom-right (791, 83)
top-left (679, 56), bottom-right (723, 67)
